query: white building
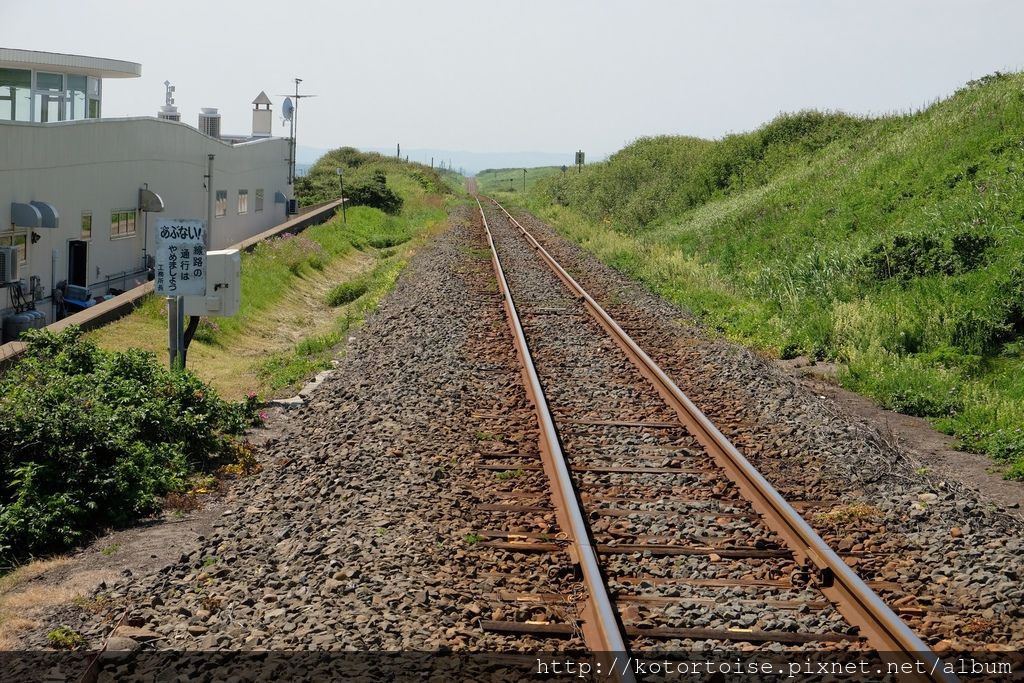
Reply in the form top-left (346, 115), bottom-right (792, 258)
top-left (0, 48), bottom-right (291, 331)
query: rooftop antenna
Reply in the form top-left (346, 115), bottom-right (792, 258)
top-left (277, 78), bottom-right (317, 187)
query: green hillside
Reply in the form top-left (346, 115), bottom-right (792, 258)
top-left (295, 147), bottom-right (452, 209)
top-left (526, 72), bottom-right (1024, 478)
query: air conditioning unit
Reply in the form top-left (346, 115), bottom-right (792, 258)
top-left (0, 247), bottom-right (18, 284)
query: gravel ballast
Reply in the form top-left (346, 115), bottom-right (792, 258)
top-left (24, 201), bottom-right (1024, 664)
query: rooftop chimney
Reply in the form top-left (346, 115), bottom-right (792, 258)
top-left (252, 91), bottom-right (272, 138)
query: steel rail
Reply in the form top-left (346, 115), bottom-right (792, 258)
top-left (475, 198), bottom-right (635, 682)
top-left (483, 196), bottom-right (956, 683)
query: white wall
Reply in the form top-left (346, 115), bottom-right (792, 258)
top-left (0, 117), bottom-right (290, 320)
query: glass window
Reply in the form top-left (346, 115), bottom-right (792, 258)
top-left (35, 91), bottom-right (63, 122)
top-left (0, 68), bottom-right (32, 121)
top-left (255, 189), bottom-right (264, 213)
top-left (36, 73), bottom-right (63, 91)
top-left (88, 98), bottom-right (100, 118)
top-left (110, 209), bottom-right (137, 238)
top-left (215, 190), bottom-right (227, 217)
top-left (81, 211), bottom-right (92, 239)
top-left (67, 75), bottom-right (87, 121)
top-left (237, 189), bottom-right (248, 215)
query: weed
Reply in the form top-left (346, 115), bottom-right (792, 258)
top-left (219, 440), bottom-right (262, 477)
top-left (201, 556), bottom-right (218, 568)
top-left (464, 532), bottom-right (483, 545)
top-left (100, 544), bottom-right (120, 557)
top-left (812, 503), bottom-right (881, 526)
top-left (71, 593), bottom-right (113, 615)
top-left (188, 474), bottom-right (219, 495)
top-left (46, 627), bottom-right (85, 650)
top-left (164, 492), bottom-right (200, 513)
top-left (494, 468), bottom-right (525, 481)
top-left (475, 430), bottom-right (502, 442)
top-left (199, 595), bottom-right (222, 613)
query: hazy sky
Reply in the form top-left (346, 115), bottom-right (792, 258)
top-left (3, 1), bottom-right (1023, 161)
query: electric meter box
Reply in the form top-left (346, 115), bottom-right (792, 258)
top-left (182, 249), bottom-right (241, 317)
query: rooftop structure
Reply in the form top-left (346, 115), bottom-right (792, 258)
top-left (0, 47), bottom-right (141, 122)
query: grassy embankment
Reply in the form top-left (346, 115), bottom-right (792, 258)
top-left (516, 73), bottom-right (1024, 479)
top-left (92, 150), bottom-right (453, 399)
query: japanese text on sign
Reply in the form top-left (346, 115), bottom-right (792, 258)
top-left (155, 219), bottom-right (206, 296)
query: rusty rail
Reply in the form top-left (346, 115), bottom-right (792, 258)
top-left (476, 198), bottom-right (635, 682)
top-left (482, 196), bottom-right (956, 683)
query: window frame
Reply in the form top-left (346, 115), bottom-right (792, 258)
top-left (215, 190), bottom-right (227, 218)
top-left (109, 208), bottom-right (138, 239)
top-left (237, 189), bottom-right (249, 215)
top-left (255, 188), bottom-right (264, 213)
top-left (81, 210), bottom-right (92, 240)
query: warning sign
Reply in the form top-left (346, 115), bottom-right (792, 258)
top-left (155, 219), bottom-right (206, 296)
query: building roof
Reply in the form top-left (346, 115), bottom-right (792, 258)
top-left (0, 47), bottom-right (141, 79)
top-left (252, 91), bottom-right (272, 105)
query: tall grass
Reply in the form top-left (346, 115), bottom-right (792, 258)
top-left (524, 72), bottom-right (1024, 478)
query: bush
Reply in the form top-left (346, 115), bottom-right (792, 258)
top-left (0, 327), bottom-right (256, 565)
top-left (294, 147), bottom-right (448, 207)
top-left (325, 279), bottom-right (369, 307)
top-left (347, 170), bottom-right (403, 214)
top-left (859, 228), bottom-right (995, 283)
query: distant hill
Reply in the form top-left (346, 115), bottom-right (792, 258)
top-left (299, 145), bottom-right (590, 175)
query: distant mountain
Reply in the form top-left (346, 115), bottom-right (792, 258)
top-left (364, 148), bottom-right (583, 175)
top-left (296, 144), bottom-right (594, 175)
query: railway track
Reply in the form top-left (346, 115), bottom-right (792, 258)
top-left (470, 193), bottom-right (955, 681)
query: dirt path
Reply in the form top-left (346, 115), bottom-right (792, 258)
top-left (779, 358), bottom-right (1023, 514)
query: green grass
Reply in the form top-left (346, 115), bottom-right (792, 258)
top-left (520, 72), bottom-right (1024, 478)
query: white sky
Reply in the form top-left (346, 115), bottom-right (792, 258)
top-left (3, 0), bottom-right (1023, 159)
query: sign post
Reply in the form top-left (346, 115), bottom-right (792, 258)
top-left (155, 219), bottom-right (207, 369)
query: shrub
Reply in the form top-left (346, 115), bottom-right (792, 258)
top-left (347, 170), bottom-right (403, 215)
top-left (325, 279), bottom-right (369, 307)
top-left (0, 327), bottom-right (257, 565)
top-left (859, 228), bottom-right (995, 283)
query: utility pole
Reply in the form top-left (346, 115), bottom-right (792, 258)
top-left (281, 78), bottom-right (316, 191)
top-left (336, 167), bottom-right (347, 223)
top-left (523, 168), bottom-right (527, 193)
top-left (397, 143), bottom-right (400, 159)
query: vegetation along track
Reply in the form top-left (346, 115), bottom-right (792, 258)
top-left (472, 193), bottom-right (955, 681)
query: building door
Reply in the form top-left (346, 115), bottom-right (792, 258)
top-left (68, 240), bottom-right (87, 287)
